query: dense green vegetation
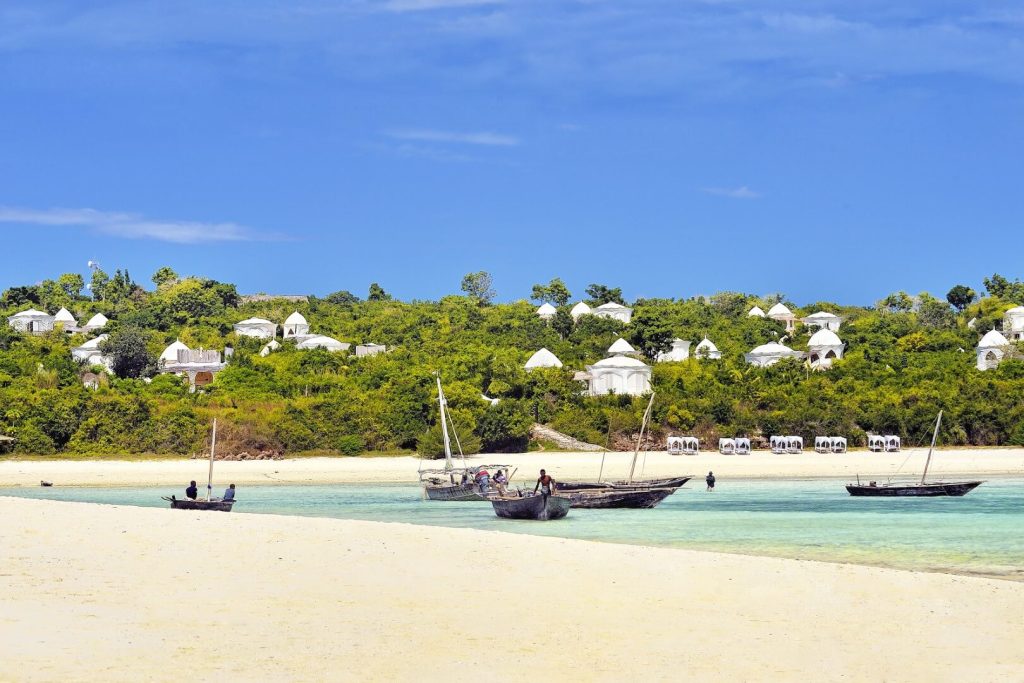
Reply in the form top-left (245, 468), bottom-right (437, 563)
top-left (2, 267), bottom-right (1024, 457)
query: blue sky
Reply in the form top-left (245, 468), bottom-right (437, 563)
top-left (1, 1), bottom-right (1022, 305)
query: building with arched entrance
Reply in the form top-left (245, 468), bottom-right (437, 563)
top-left (158, 340), bottom-right (228, 392)
top-left (807, 329), bottom-right (845, 369)
top-left (976, 329), bottom-right (1011, 371)
top-left (7, 309), bottom-right (55, 334)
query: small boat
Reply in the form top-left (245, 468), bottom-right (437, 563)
top-left (846, 411), bottom-right (983, 498)
top-left (40, 480), bottom-right (53, 487)
top-left (557, 476), bottom-right (692, 492)
top-left (491, 493), bottom-right (571, 520)
top-left (568, 487), bottom-right (675, 509)
top-left (165, 419), bottom-right (235, 512)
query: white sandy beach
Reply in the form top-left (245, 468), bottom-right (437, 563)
top-left (1, 448), bottom-right (1022, 488)
top-left (1, 497), bottom-right (1022, 682)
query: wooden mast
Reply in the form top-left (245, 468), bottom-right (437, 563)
top-left (437, 375), bottom-right (454, 472)
top-left (206, 418), bottom-right (217, 502)
top-left (921, 410), bottom-right (943, 485)
top-left (628, 392), bottom-right (656, 484)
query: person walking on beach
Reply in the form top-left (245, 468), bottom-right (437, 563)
top-left (223, 483), bottom-right (236, 502)
top-left (534, 469), bottom-right (555, 496)
top-left (706, 471), bottom-right (716, 492)
top-left (185, 480), bottom-right (198, 500)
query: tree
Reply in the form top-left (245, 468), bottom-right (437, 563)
top-left (325, 290), bottom-right (360, 305)
top-left (0, 285), bottom-right (40, 308)
top-left (879, 291), bottom-right (913, 313)
top-left (983, 273), bottom-right (1024, 302)
top-left (57, 273), bottom-right (85, 299)
top-left (585, 283), bottom-right (625, 306)
top-left (551, 307), bottom-right (574, 339)
top-left (531, 278), bottom-right (571, 307)
top-left (917, 294), bottom-right (954, 329)
top-left (460, 271), bottom-right (496, 305)
top-left (367, 282), bottom-right (392, 301)
top-left (628, 308), bottom-right (674, 360)
top-left (945, 285), bottom-right (976, 312)
top-left (89, 268), bottom-right (110, 301)
top-left (151, 266), bottom-right (179, 289)
top-left (100, 327), bottom-right (157, 379)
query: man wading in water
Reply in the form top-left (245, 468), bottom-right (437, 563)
top-left (706, 471), bottom-right (716, 492)
top-left (534, 469), bottom-right (555, 496)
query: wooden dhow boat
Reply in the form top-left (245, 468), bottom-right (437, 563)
top-left (163, 419), bottom-right (235, 512)
top-left (491, 493), bottom-right (571, 520)
top-left (846, 411), bottom-right (983, 498)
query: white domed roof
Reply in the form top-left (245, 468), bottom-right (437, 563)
top-left (695, 337), bottom-right (718, 352)
top-left (978, 329), bottom-right (1010, 348)
top-left (805, 310), bottom-right (839, 320)
top-left (748, 306), bottom-right (766, 317)
top-left (84, 313), bottom-right (108, 328)
top-left (297, 335), bottom-right (347, 351)
top-left (749, 341), bottom-right (794, 355)
top-left (596, 302), bottom-right (628, 311)
top-left (767, 303), bottom-right (792, 316)
top-left (12, 308), bottom-right (50, 318)
top-left (608, 338), bottom-right (636, 355)
top-left (54, 307), bottom-right (77, 323)
top-left (80, 334), bottom-right (109, 349)
top-left (592, 355), bottom-right (649, 368)
top-left (160, 340), bottom-right (190, 363)
top-left (808, 329), bottom-right (843, 347)
top-left (570, 301), bottom-right (591, 316)
top-left (284, 311), bottom-right (308, 325)
top-left (1005, 306), bottom-right (1024, 315)
top-left (237, 317), bottom-right (274, 325)
top-left (524, 348), bottom-right (562, 369)
top-left (536, 303), bottom-right (557, 316)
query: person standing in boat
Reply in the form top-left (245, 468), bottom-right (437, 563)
top-left (223, 483), bottom-right (236, 502)
top-left (475, 468), bottom-right (490, 494)
top-left (493, 469), bottom-right (508, 496)
top-left (705, 471), bottom-right (716, 492)
top-left (534, 469), bottom-right (555, 496)
top-left (185, 480), bottom-right (198, 500)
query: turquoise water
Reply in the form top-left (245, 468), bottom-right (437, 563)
top-left (3, 478), bottom-right (1023, 580)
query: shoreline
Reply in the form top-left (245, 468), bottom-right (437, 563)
top-left (2, 497), bottom-right (1022, 682)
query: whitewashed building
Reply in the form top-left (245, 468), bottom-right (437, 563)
top-left (748, 306), bottom-right (766, 318)
top-left (158, 340), bottom-right (227, 392)
top-left (234, 317), bottom-right (277, 340)
top-left (657, 338), bottom-right (691, 362)
top-left (570, 301), bottom-right (592, 320)
top-left (592, 302), bottom-right (633, 324)
top-left (81, 313), bottom-right (109, 332)
top-left (71, 334), bottom-right (112, 371)
top-left (524, 348), bottom-right (563, 370)
top-left (607, 338), bottom-right (639, 356)
top-left (282, 311), bottom-right (310, 339)
top-left (355, 343), bottom-right (387, 357)
top-left (745, 341), bottom-right (804, 367)
top-left (54, 307), bottom-right (77, 330)
top-left (1004, 306), bottom-right (1024, 341)
top-left (976, 329), bottom-right (1011, 371)
top-left (536, 303), bottom-right (557, 320)
top-left (582, 355), bottom-right (651, 396)
top-left (296, 335), bottom-right (349, 352)
top-left (802, 311), bottom-right (842, 331)
top-left (767, 303), bottom-right (796, 331)
top-left (259, 340), bottom-right (281, 357)
top-left (7, 309), bottom-right (55, 334)
top-left (807, 329), bottom-right (845, 369)
top-left (694, 337), bottom-right (721, 360)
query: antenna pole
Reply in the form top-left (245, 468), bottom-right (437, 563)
top-left (921, 410), bottom-right (942, 484)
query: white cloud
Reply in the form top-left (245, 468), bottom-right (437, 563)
top-left (0, 206), bottom-right (268, 244)
top-left (700, 186), bottom-right (762, 199)
top-left (381, 0), bottom-right (502, 12)
top-left (384, 128), bottom-right (519, 146)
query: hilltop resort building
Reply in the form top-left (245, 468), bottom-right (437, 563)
top-left (524, 348), bottom-right (563, 370)
top-left (767, 303), bottom-right (796, 331)
top-left (591, 302), bottom-right (633, 324)
top-left (7, 309), bottom-right (55, 334)
top-left (976, 329), bottom-right (1011, 370)
top-left (233, 317), bottom-right (277, 340)
top-left (579, 339), bottom-right (651, 396)
top-left (282, 311), bottom-right (310, 339)
top-left (158, 340), bottom-right (228, 391)
top-left (570, 301), bottom-right (592, 320)
top-left (1005, 306), bottom-right (1024, 341)
top-left (745, 341), bottom-right (804, 367)
top-left (536, 303), bottom-right (557, 320)
top-left (657, 338), bottom-right (691, 362)
top-left (807, 329), bottom-right (846, 369)
top-left (802, 311), bottom-right (842, 331)
top-left (694, 337), bottom-right (721, 360)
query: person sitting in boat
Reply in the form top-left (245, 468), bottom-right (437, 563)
top-left (185, 480), bottom-right (198, 500)
top-left (534, 469), bottom-right (555, 496)
top-left (494, 469), bottom-right (508, 496)
top-left (460, 470), bottom-right (469, 485)
top-left (223, 483), bottom-right (236, 502)
top-left (475, 468), bottom-right (490, 494)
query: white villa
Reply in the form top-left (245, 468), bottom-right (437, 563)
top-left (657, 338), bottom-right (691, 362)
top-left (259, 340), bottom-right (281, 357)
top-left (7, 308), bottom-right (55, 334)
top-left (158, 340), bottom-right (227, 392)
top-left (282, 311), bottom-right (310, 338)
top-left (745, 341), bottom-right (804, 367)
top-left (579, 340), bottom-right (652, 396)
top-left (570, 301), bottom-right (592, 320)
top-left (802, 311), bottom-right (842, 331)
top-left (807, 329), bottom-right (845, 369)
top-left (234, 317), bottom-right (277, 339)
top-left (767, 303), bottom-right (796, 331)
top-left (592, 302), bottom-right (632, 324)
top-left (71, 334), bottom-right (112, 371)
top-left (296, 335), bottom-right (349, 352)
top-left (355, 343), bottom-right (387, 357)
top-left (976, 329), bottom-right (1011, 371)
top-left (54, 307), bottom-right (77, 329)
top-left (694, 337), bottom-right (721, 360)
top-left (607, 338), bottom-right (639, 356)
top-left (81, 313), bottom-right (109, 332)
top-left (1004, 306), bottom-right (1024, 341)
top-left (524, 348), bottom-right (563, 370)
top-left (748, 306), bottom-right (766, 318)
top-left (536, 303), bottom-right (557, 320)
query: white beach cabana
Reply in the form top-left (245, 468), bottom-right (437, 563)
top-left (81, 313), bottom-right (109, 332)
top-left (767, 303), bottom-right (796, 331)
top-left (524, 348), bottom-right (563, 370)
top-left (656, 338), bottom-right (691, 363)
top-left (976, 329), bottom-right (1011, 370)
top-left (668, 436), bottom-right (698, 455)
top-left (296, 335), bottom-right (349, 352)
top-left (592, 302), bottom-right (633, 324)
top-left (831, 437), bottom-right (848, 454)
top-left (1004, 306), bottom-right (1024, 341)
top-left (884, 435), bottom-right (901, 452)
top-left (802, 311), bottom-right (842, 331)
top-left (259, 340), bottom-right (281, 357)
top-left (355, 343), bottom-right (387, 357)
top-left (748, 306), bottom-right (766, 318)
top-left (282, 311), bottom-right (310, 338)
top-left (233, 317), bottom-right (277, 340)
top-left (53, 307), bottom-right (77, 329)
top-left (745, 341), bottom-right (804, 367)
top-left (536, 303), bottom-right (557, 320)
top-left (807, 329), bottom-right (845, 369)
top-left (694, 337), bottom-right (721, 360)
top-left (867, 435), bottom-right (885, 452)
top-left (7, 309), bottom-right (55, 334)
top-left (786, 436), bottom-right (804, 454)
top-left (570, 301), bottom-right (592, 320)
top-left (607, 338), bottom-right (639, 356)
top-left (719, 438), bottom-right (736, 454)
top-left (814, 436), bottom-right (831, 453)
top-left (582, 354), bottom-right (651, 396)
top-left (734, 438), bottom-right (751, 455)
top-left (770, 436), bottom-right (787, 454)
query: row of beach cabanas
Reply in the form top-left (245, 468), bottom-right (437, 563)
top-left (665, 434), bottom-right (901, 455)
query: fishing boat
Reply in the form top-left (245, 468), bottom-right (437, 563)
top-left (557, 475), bottom-right (692, 492)
top-left (162, 419), bottom-right (235, 512)
top-left (491, 492), bottom-right (571, 520)
top-left (419, 375), bottom-right (508, 502)
top-left (846, 411), bottom-right (983, 497)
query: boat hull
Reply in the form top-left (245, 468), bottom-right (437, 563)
top-left (423, 483), bottom-right (488, 501)
top-left (167, 497), bottom-right (235, 511)
top-left (846, 481), bottom-right (983, 497)
top-left (568, 487), bottom-right (675, 509)
top-left (559, 476), bottom-right (691, 492)
top-left (491, 494), bottom-right (570, 520)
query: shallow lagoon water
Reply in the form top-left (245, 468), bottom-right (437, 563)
top-left (4, 477), bottom-right (1023, 580)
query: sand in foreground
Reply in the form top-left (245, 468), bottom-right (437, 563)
top-left (2, 448), bottom-right (1023, 487)
top-left (1, 498), bottom-right (1022, 682)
